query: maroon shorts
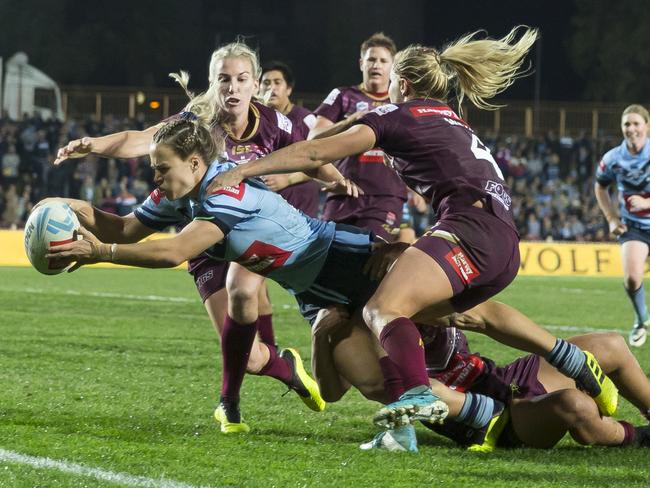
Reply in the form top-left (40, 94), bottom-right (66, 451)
top-left (412, 206), bottom-right (520, 312)
top-left (473, 354), bottom-right (547, 405)
top-left (423, 354), bottom-right (546, 447)
top-left (187, 256), bottom-right (229, 302)
top-left (279, 180), bottom-right (320, 218)
top-left (322, 194), bottom-right (405, 242)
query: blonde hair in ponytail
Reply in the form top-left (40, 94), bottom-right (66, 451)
top-left (169, 40), bottom-right (261, 125)
top-left (393, 26), bottom-right (538, 112)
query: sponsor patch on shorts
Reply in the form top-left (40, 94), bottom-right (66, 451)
top-left (444, 246), bottom-right (479, 284)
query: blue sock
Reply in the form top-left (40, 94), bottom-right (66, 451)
top-left (456, 392), bottom-right (494, 429)
top-left (625, 284), bottom-right (649, 325)
top-left (546, 338), bottom-right (586, 378)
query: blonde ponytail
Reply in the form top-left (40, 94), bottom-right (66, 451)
top-left (393, 26), bottom-right (538, 112)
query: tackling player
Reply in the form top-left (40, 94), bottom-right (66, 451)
top-left (309, 32), bottom-right (408, 242)
top-left (206, 26), bottom-right (619, 437)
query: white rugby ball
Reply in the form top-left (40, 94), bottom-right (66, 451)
top-left (24, 201), bottom-right (80, 275)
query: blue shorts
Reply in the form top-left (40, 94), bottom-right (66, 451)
top-left (294, 224), bottom-right (377, 325)
top-left (618, 224), bottom-right (650, 247)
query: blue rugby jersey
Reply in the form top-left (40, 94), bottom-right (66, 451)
top-left (134, 161), bottom-right (340, 294)
top-left (596, 140), bottom-right (650, 229)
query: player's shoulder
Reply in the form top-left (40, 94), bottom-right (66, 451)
top-left (253, 101), bottom-right (293, 136)
top-left (601, 141), bottom-right (626, 165)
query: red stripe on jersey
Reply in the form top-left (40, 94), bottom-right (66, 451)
top-left (235, 240), bottom-right (292, 275)
top-left (408, 105), bottom-right (468, 125)
top-left (150, 188), bottom-right (165, 205)
top-left (445, 246), bottom-right (480, 284)
top-left (210, 182), bottom-right (246, 201)
top-left (358, 149), bottom-right (385, 164)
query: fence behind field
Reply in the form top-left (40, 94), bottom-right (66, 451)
top-left (60, 85), bottom-right (645, 139)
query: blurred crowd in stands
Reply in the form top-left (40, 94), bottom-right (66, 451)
top-left (0, 111), bottom-right (621, 242)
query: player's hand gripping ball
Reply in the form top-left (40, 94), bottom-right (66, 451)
top-left (24, 201), bottom-right (80, 275)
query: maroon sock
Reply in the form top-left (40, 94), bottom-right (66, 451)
top-left (257, 314), bottom-right (276, 347)
top-left (379, 317), bottom-right (430, 392)
top-left (618, 421), bottom-right (636, 446)
top-left (257, 343), bottom-right (293, 385)
top-left (220, 315), bottom-right (257, 402)
top-left (379, 356), bottom-right (405, 402)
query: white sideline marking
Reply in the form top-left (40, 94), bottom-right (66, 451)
top-left (544, 324), bottom-right (626, 334)
top-left (4, 286), bottom-right (195, 303)
top-left (0, 448), bottom-right (210, 488)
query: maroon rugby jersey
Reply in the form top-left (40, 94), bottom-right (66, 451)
top-left (214, 101), bottom-right (319, 217)
top-left (419, 325), bottom-right (484, 393)
top-left (357, 99), bottom-right (516, 231)
top-left (286, 104), bottom-right (316, 140)
top-left (314, 85), bottom-right (407, 199)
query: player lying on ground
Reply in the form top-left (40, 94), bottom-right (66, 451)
top-left (312, 306), bottom-right (650, 452)
top-left (48, 115), bottom-right (622, 452)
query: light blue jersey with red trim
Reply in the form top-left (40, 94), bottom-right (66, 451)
top-left (596, 140), bottom-right (650, 229)
top-left (134, 161), bottom-right (337, 293)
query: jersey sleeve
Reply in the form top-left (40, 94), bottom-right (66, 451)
top-left (273, 110), bottom-right (304, 148)
top-left (313, 88), bottom-right (344, 123)
top-left (196, 182), bottom-right (259, 235)
top-left (133, 189), bottom-right (185, 230)
top-left (355, 103), bottom-right (400, 146)
top-left (595, 151), bottom-right (616, 186)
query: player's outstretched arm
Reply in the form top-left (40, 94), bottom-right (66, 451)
top-left (311, 307), bottom-right (353, 403)
top-left (47, 219), bottom-right (223, 271)
top-left (207, 124), bottom-right (376, 193)
top-left (54, 124), bottom-right (162, 165)
top-left (34, 198), bottom-right (155, 244)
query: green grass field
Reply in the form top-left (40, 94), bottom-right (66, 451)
top-left (1, 267), bottom-right (649, 487)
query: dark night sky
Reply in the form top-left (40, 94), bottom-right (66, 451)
top-left (0, 0), bottom-right (646, 102)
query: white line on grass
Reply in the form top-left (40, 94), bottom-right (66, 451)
top-left (0, 448), bottom-right (210, 488)
top-left (3, 286), bottom-right (196, 303)
top-left (544, 324), bottom-right (626, 334)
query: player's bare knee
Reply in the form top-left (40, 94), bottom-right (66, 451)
top-left (624, 275), bottom-right (643, 292)
top-left (362, 302), bottom-right (382, 334)
top-left (358, 381), bottom-right (390, 403)
top-left (557, 389), bottom-right (599, 425)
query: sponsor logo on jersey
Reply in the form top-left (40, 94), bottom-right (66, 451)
top-left (323, 88), bottom-right (341, 106)
top-left (385, 211), bottom-right (396, 226)
top-left (276, 111), bottom-right (293, 134)
top-left (485, 180), bottom-right (512, 210)
top-left (433, 353), bottom-right (485, 392)
top-left (371, 104), bottom-right (398, 116)
top-left (236, 240), bottom-right (293, 275)
top-left (358, 149), bottom-right (385, 163)
top-left (210, 182), bottom-right (246, 201)
top-left (150, 188), bottom-right (165, 205)
top-left (409, 105), bottom-right (467, 125)
top-left (356, 101), bottom-right (369, 112)
top-left (444, 246), bottom-right (479, 284)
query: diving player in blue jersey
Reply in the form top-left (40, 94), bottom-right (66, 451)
top-left (595, 104), bottom-right (650, 347)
